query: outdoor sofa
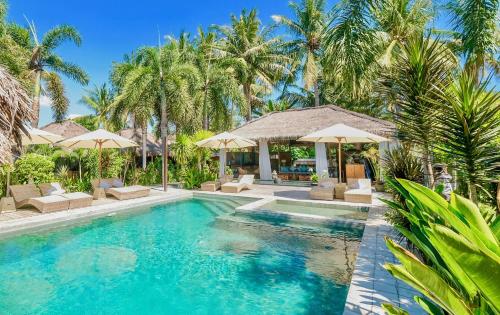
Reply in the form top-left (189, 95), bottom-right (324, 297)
top-left (39, 183), bottom-right (93, 209)
top-left (9, 184), bottom-right (69, 213)
top-left (309, 178), bottom-right (338, 201)
top-left (92, 178), bottom-right (150, 200)
top-left (221, 175), bottom-right (254, 193)
top-left (344, 178), bottom-right (372, 204)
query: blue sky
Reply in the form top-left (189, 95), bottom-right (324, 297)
top-left (7, 0), bottom-right (456, 126)
top-left (7, 0), bottom-right (306, 126)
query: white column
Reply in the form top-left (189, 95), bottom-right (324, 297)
top-left (315, 142), bottom-right (329, 178)
top-left (219, 148), bottom-right (226, 179)
top-left (259, 139), bottom-right (272, 181)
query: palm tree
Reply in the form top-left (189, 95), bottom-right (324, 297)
top-left (194, 28), bottom-right (244, 131)
top-left (432, 72), bottom-right (500, 203)
top-left (24, 20), bottom-right (89, 126)
top-left (214, 9), bottom-right (290, 121)
top-left (273, 0), bottom-right (327, 107)
top-left (370, 0), bottom-right (433, 67)
top-left (448, 0), bottom-right (499, 81)
top-left (80, 84), bottom-right (114, 129)
top-left (382, 34), bottom-right (456, 187)
top-left (112, 40), bottom-right (198, 189)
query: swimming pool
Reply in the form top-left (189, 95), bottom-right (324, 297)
top-left (0, 197), bottom-right (362, 314)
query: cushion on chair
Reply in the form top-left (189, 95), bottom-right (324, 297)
top-left (112, 179), bottom-right (124, 188)
top-left (99, 181), bottom-right (112, 189)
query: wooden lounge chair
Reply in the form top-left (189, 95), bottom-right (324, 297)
top-left (221, 175), bottom-right (254, 193)
top-left (9, 184), bottom-right (69, 213)
top-left (344, 178), bottom-right (372, 204)
top-left (200, 175), bottom-right (233, 192)
top-left (39, 183), bottom-right (93, 209)
top-left (310, 178), bottom-right (338, 201)
top-left (92, 178), bottom-right (150, 200)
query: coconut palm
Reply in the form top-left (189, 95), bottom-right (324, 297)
top-left (112, 40), bottom-right (198, 189)
top-left (24, 20), bottom-right (89, 126)
top-left (381, 34), bottom-right (456, 187)
top-left (194, 28), bottom-right (244, 131)
top-left (432, 72), bottom-right (500, 203)
top-left (80, 84), bottom-right (114, 129)
top-left (370, 0), bottom-right (433, 67)
top-left (272, 0), bottom-right (327, 107)
top-left (448, 0), bottom-right (499, 81)
top-left (213, 9), bottom-right (290, 121)
top-left (323, 0), bottom-right (380, 103)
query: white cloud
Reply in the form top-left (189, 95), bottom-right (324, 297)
top-left (40, 95), bottom-right (52, 107)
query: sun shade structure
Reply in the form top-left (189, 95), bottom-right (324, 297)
top-left (58, 129), bottom-right (138, 180)
top-left (41, 120), bottom-right (90, 139)
top-left (195, 132), bottom-right (257, 178)
top-left (298, 124), bottom-right (389, 181)
top-left (22, 126), bottom-right (64, 145)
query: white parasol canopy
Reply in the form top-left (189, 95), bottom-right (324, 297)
top-left (58, 129), bottom-right (138, 180)
top-left (195, 132), bottom-right (256, 149)
top-left (22, 126), bottom-right (64, 145)
top-left (195, 132), bottom-right (256, 178)
top-left (298, 124), bottom-right (388, 181)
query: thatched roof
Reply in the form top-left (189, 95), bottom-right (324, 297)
top-left (231, 105), bottom-right (395, 141)
top-left (0, 66), bottom-right (33, 164)
top-left (41, 120), bottom-right (89, 139)
top-left (118, 128), bottom-right (164, 155)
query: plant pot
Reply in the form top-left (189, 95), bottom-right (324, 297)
top-left (374, 181), bottom-right (385, 192)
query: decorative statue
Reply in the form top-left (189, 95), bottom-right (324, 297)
top-left (435, 164), bottom-right (453, 201)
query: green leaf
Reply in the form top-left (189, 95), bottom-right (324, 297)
top-left (450, 194), bottom-right (497, 244)
top-left (414, 296), bottom-right (443, 315)
top-left (430, 225), bottom-right (500, 313)
top-left (385, 238), bottom-right (472, 315)
top-left (382, 303), bottom-right (410, 315)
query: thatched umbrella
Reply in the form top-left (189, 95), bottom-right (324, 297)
top-left (0, 66), bottom-right (34, 164)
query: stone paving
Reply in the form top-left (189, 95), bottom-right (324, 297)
top-left (343, 206), bottom-right (424, 315)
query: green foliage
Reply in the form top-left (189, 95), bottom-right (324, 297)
top-left (290, 146), bottom-right (314, 161)
top-left (383, 146), bottom-right (424, 184)
top-left (432, 72), bottom-right (500, 203)
top-left (361, 146), bottom-right (380, 181)
top-left (13, 153), bottom-right (55, 184)
top-left (73, 115), bottom-right (99, 131)
top-left (181, 166), bottom-right (217, 190)
top-left (382, 179), bottom-right (500, 314)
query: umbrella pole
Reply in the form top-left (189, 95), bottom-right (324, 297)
top-left (338, 142), bottom-right (342, 183)
top-left (98, 142), bottom-right (103, 185)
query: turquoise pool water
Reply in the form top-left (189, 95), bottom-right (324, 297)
top-left (0, 197), bottom-right (362, 314)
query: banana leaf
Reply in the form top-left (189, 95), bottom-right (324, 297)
top-left (385, 238), bottom-right (472, 315)
top-left (382, 303), bottom-right (410, 315)
top-left (414, 296), bottom-right (443, 315)
top-left (430, 225), bottom-right (500, 313)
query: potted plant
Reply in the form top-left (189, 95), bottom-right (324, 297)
top-left (361, 147), bottom-right (385, 192)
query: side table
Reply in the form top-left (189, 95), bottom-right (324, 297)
top-left (0, 197), bottom-right (16, 213)
top-left (93, 188), bottom-right (106, 200)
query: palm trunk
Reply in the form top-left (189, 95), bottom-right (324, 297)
top-left (141, 124), bottom-right (147, 170)
top-left (243, 83), bottom-right (252, 121)
top-left (32, 70), bottom-right (42, 127)
top-left (313, 81), bottom-right (320, 107)
top-left (422, 147), bottom-right (434, 188)
top-left (78, 157), bottom-right (82, 181)
top-left (203, 84), bottom-right (209, 130)
top-left (160, 85), bottom-right (169, 192)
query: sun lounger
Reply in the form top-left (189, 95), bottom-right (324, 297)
top-left (221, 175), bottom-right (254, 193)
top-left (39, 183), bottom-right (93, 209)
top-left (344, 178), bottom-right (372, 204)
top-left (9, 184), bottom-right (69, 213)
top-left (310, 178), bottom-right (338, 200)
top-left (201, 175), bottom-right (233, 192)
top-left (92, 178), bottom-right (150, 200)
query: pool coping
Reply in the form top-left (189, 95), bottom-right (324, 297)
top-left (0, 190), bottom-right (193, 239)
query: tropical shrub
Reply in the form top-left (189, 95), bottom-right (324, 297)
top-left (13, 153), bottom-right (55, 184)
top-left (81, 149), bottom-right (124, 180)
top-left (382, 179), bottom-right (500, 315)
top-left (181, 166), bottom-right (216, 190)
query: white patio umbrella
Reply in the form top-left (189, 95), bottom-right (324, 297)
top-left (22, 126), bottom-right (64, 145)
top-left (195, 132), bottom-right (256, 178)
top-left (57, 129), bottom-right (138, 180)
top-left (298, 124), bottom-right (388, 181)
